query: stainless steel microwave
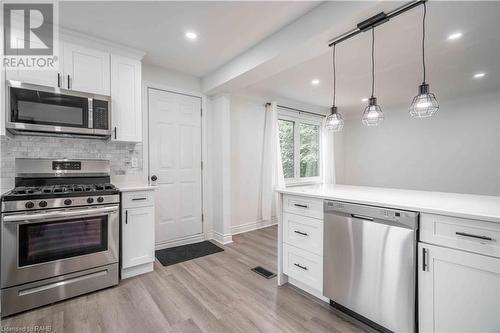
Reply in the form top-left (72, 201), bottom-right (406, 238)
top-left (6, 81), bottom-right (111, 138)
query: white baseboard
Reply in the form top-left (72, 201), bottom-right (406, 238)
top-left (288, 277), bottom-right (329, 303)
top-left (155, 233), bottom-right (205, 250)
top-left (211, 231), bottom-right (233, 245)
top-left (121, 262), bottom-right (154, 279)
top-left (231, 218), bottom-right (277, 235)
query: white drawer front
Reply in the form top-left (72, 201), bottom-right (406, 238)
top-left (421, 213), bottom-right (500, 258)
top-left (283, 243), bottom-right (322, 292)
top-left (283, 195), bottom-right (323, 220)
top-left (122, 190), bottom-right (154, 209)
top-left (283, 212), bottom-right (323, 256)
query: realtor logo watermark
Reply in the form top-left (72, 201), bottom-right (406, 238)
top-left (3, 1), bottom-right (59, 70)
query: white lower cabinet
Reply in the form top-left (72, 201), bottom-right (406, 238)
top-left (283, 243), bottom-right (323, 291)
top-left (281, 195), bottom-right (324, 294)
top-left (418, 243), bottom-right (500, 333)
top-left (121, 189), bottom-right (155, 279)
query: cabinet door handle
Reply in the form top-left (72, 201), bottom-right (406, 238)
top-left (294, 230), bottom-right (308, 236)
top-left (294, 203), bottom-right (308, 209)
top-left (57, 73), bottom-right (61, 88)
top-left (422, 247), bottom-right (428, 271)
top-left (294, 263), bottom-right (308, 271)
top-left (455, 232), bottom-right (493, 241)
top-left (132, 197), bottom-right (147, 201)
top-left (125, 210), bottom-right (128, 224)
top-left (67, 75), bottom-right (71, 89)
top-left (114, 127), bottom-right (117, 140)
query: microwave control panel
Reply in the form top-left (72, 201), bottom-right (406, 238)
top-left (93, 99), bottom-right (109, 130)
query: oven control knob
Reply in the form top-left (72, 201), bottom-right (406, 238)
top-left (39, 200), bottom-right (48, 208)
top-left (97, 197), bottom-right (104, 203)
top-left (64, 199), bottom-right (72, 206)
top-left (87, 197), bottom-right (94, 204)
top-left (25, 201), bottom-right (34, 209)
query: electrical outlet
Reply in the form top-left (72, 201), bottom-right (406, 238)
top-left (131, 157), bottom-right (138, 168)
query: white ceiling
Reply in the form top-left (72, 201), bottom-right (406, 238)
top-left (245, 1), bottom-right (500, 112)
top-left (59, 1), bottom-right (319, 77)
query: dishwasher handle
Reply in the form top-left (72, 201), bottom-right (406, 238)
top-left (351, 213), bottom-right (374, 221)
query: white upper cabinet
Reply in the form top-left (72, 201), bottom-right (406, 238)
top-left (6, 67), bottom-right (61, 88)
top-left (63, 42), bottom-right (110, 95)
top-left (5, 37), bottom-right (61, 87)
top-left (110, 54), bottom-right (142, 142)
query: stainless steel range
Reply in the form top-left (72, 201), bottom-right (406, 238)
top-left (1, 158), bottom-right (119, 317)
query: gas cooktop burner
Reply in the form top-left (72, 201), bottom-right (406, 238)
top-left (2, 183), bottom-right (119, 203)
top-left (9, 183), bottom-right (117, 196)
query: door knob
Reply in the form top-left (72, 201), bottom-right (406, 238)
top-left (151, 175), bottom-right (158, 181)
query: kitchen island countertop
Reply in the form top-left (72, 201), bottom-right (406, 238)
top-left (276, 184), bottom-right (500, 223)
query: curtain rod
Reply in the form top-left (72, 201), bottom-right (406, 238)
top-left (266, 103), bottom-right (325, 118)
top-left (328, 0), bottom-right (426, 47)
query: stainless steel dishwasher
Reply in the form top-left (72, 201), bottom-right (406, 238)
top-left (323, 200), bottom-right (419, 333)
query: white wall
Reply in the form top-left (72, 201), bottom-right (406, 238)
top-left (335, 92), bottom-right (500, 196)
top-left (230, 95), bottom-right (266, 231)
top-left (207, 95), bottom-right (233, 243)
top-left (229, 94), bottom-right (329, 232)
top-left (142, 63), bottom-right (201, 92)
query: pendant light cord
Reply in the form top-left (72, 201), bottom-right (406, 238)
top-left (371, 27), bottom-right (375, 98)
top-left (332, 44), bottom-right (336, 106)
top-left (422, 2), bottom-right (426, 84)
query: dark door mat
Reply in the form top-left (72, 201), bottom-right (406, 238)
top-left (251, 266), bottom-right (276, 279)
top-left (155, 241), bottom-right (224, 266)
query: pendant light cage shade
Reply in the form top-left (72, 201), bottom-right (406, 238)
top-left (410, 2), bottom-right (439, 118)
top-left (326, 107), bottom-right (344, 132)
top-left (409, 85), bottom-right (439, 118)
top-left (362, 97), bottom-right (384, 126)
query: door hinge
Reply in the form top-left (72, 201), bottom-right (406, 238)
top-left (201, 214), bottom-right (204, 222)
top-left (200, 108), bottom-right (203, 116)
top-left (201, 161), bottom-right (203, 169)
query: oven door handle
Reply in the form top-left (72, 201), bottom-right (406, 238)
top-left (3, 206), bottom-right (119, 224)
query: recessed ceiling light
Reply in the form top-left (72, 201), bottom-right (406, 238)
top-left (447, 32), bottom-right (462, 41)
top-left (311, 79), bottom-right (320, 86)
top-left (185, 31), bottom-right (197, 40)
top-left (473, 72), bottom-right (486, 79)
top-left (361, 98), bottom-right (368, 102)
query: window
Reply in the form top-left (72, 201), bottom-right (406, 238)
top-left (278, 109), bottom-right (322, 184)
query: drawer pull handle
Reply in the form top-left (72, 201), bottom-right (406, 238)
top-left (294, 230), bottom-right (308, 236)
top-left (294, 203), bottom-right (308, 208)
top-left (294, 263), bottom-right (308, 271)
top-left (455, 232), bottom-right (493, 241)
top-left (132, 197), bottom-right (147, 201)
top-left (422, 247), bottom-right (428, 271)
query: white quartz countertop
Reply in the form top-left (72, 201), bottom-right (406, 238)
top-left (276, 184), bottom-right (500, 223)
top-left (114, 183), bottom-right (158, 192)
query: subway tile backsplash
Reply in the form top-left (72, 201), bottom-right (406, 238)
top-left (0, 135), bottom-right (142, 190)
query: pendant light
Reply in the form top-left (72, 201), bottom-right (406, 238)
top-left (409, 2), bottom-right (439, 117)
top-left (362, 27), bottom-right (384, 126)
top-left (325, 44), bottom-right (344, 132)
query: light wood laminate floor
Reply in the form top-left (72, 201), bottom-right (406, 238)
top-left (1, 226), bottom-right (368, 333)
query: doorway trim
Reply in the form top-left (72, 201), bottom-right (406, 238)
top-left (142, 81), bottom-right (210, 250)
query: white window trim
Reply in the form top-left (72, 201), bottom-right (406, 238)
top-left (278, 109), bottom-right (323, 186)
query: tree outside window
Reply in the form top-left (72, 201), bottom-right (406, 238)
top-left (278, 112), bottom-right (322, 184)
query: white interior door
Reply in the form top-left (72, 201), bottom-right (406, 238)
top-left (149, 88), bottom-right (203, 244)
